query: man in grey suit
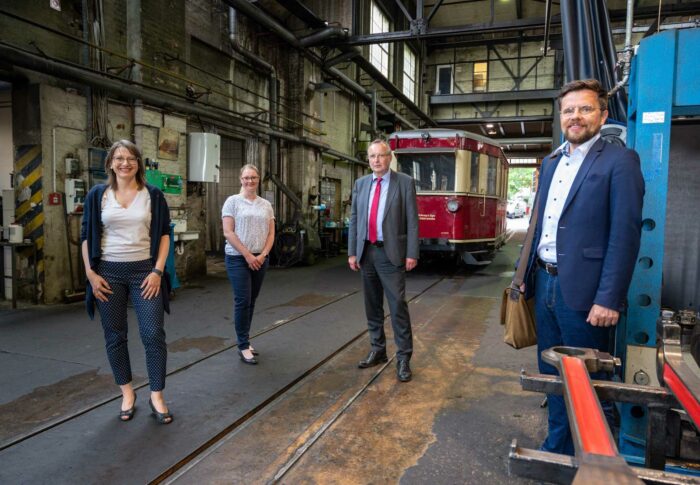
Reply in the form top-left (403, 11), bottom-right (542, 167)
top-left (348, 139), bottom-right (419, 382)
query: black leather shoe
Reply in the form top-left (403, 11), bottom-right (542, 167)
top-left (397, 360), bottom-right (412, 382)
top-left (238, 349), bottom-right (258, 365)
top-left (358, 350), bottom-right (388, 368)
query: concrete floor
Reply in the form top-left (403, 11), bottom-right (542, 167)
top-left (0, 219), bottom-right (546, 484)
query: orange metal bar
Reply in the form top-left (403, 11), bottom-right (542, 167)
top-left (663, 363), bottom-right (700, 427)
top-left (561, 355), bottom-right (616, 456)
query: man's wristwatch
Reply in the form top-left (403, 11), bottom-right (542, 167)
top-left (152, 268), bottom-right (163, 276)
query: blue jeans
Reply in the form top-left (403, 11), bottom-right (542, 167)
top-left (535, 267), bottom-right (613, 455)
top-left (225, 255), bottom-right (269, 350)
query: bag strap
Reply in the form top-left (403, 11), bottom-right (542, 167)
top-left (512, 195), bottom-right (541, 288)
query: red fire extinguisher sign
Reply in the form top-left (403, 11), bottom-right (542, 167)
top-left (49, 192), bottom-right (62, 205)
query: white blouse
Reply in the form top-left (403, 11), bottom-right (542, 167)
top-left (221, 194), bottom-right (274, 256)
top-left (101, 188), bottom-right (152, 262)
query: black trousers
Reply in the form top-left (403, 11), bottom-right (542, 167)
top-left (360, 244), bottom-right (413, 361)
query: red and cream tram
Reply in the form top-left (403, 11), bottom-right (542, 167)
top-left (388, 129), bottom-right (509, 265)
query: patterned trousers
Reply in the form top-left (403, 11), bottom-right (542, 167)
top-left (96, 259), bottom-right (167, 391)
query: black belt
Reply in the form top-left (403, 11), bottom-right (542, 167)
top-left (365, 240), bottom-right (384, 248)
top-left (537, 258), bottom-right (558, 275)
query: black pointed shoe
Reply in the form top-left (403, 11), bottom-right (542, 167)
top-left (149, 399), bottom-right (173, 425)
top-left (358, 350), bottom-right (388, 369)
top-left (238, 349), bottom-right (258, 365)
top-left (119, 393), bottom-right (137, 422)
top-left (397, 360), bottom-right (412, 382)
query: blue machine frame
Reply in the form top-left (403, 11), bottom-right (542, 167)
top-left (619, 28), bottom-right (700, 462)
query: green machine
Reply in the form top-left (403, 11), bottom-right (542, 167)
top-left (145, 167), bottom-right (183, 194)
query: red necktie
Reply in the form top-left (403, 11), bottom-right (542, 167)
top-left (368, 177), bottom-right (382, 243)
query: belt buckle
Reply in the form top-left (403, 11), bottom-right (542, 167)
top-left (545, 262), bottom-right (556, 274)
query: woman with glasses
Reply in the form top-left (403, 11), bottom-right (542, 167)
top-left (81, 139), bottom-right (173, 424)
top-left (222, 164), bottom-right (275, 364)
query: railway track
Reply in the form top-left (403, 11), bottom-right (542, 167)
top-left (153, 273), bottom-right (453, 484)
top-left (1, 266), bottom-right (458, 485)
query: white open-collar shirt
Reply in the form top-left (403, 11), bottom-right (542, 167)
top-left (537, 134), bottom-right (601, 263)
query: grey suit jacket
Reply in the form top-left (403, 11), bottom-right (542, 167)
top-left (348, 169), bottom-right (419, 267)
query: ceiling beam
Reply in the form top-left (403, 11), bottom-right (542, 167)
top-left (426, 0), bottom-right (445, 24)
top-left (431, 89), bottom-right (558, 104)
top-left (340, 2), bottom-right (700, 47)
top-left (345, 16), bottom-right (554, 46)
top-left (274, 0), bottom-right (327, 29)
top-left (436, 114), bottom-right (552, 124)
top-left (394, 0), bottom-right (413, 23)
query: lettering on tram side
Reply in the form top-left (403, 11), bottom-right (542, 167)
top-left (419, 213), bottom-right (436, 221)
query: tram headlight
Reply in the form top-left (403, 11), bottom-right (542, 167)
top-left (446, 199), bottom-right (461, 213)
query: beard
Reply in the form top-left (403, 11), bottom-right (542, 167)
top-left (564, 123), bottom-right (599, 145)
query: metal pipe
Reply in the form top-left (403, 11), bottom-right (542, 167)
top-left (229, 7), bottom-right (281, 189)
top-left (81, 0), bottom-right (92, 144)
top-left (609, 0), bottom-right (634, 97)
top-left (224, 0), bottom-right (426, 128)
top-left (299, 27), bottom-right (348, 47)
top-left (327, 66), bottom-right (416, 129)
top-left (0, 42), bottom-right (364, 165)
top-left (370, 89), bottom-right (377, 135)
top-left (542, 0), bottom-right (553, 56)
top-left (224, 0), bottom-right (302, 49)
top-left (126, 0), bottom-right (142, 83)
top-left (228, 7), bottom-right (275, 75)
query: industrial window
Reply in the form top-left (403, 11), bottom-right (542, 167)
top-left (473, 62), bottom-right (488, 92)
top-left (396, 153), bottom-right (455, 192)
top-left (436, 65), bottom-right (453, 95)
top-left (370, 2), bottom-right (390, 78)
top-left (470, 151), bottom-right (480, 192)
top-left (487, 156), bottom-right (498, 195)
top-left (403, 45), bottom-right (417, 102)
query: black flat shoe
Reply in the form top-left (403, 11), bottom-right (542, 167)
top-left (149, 399), bottom-right (173, 425)
top-left (238, 349), bottom-right (258, 365)
top-left (248, 346), bottom-right (259, 356)
top-left (119, 393), bottom-right (136, 422)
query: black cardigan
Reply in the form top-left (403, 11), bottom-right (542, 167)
top-left (80, 183), bottom-right (172, 319)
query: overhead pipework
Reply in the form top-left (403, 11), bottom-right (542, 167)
top-left (223, 0), bottom-right (429, 129)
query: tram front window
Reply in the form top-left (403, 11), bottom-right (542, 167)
top-left (396, 153), bottom-right (455, 191)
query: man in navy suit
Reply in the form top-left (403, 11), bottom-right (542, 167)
top-left (521, 79), bottom-right (644, 454)
top-left (348, 139), bottom-right (419, 382)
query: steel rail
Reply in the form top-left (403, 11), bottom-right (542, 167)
top-left (151, 274), bottom-right (452, 484)
top-left (0, 289), bottom-right (359, 451)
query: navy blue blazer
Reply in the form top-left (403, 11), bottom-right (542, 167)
top-left (80, 183), bottom-right (172, 319)
top-left (523, 138), bottom-right (645, 312)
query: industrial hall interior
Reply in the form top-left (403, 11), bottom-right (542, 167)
top-left (2, 0), bottom-right (700, 483)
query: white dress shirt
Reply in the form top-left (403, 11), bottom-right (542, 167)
top-left (537, 134), bottom-right (601, 263)
top-left (366, 171), bottom-right (391, 242)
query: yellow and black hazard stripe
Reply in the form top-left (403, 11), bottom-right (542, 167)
top-left (14, 145), bottom-right (44, 289)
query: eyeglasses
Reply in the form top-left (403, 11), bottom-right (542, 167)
top-left (368, 153), bottom-right (391, 160)
top-left (113, 156), bottom-right (138, 165)
top-left (560, 106), bottom-right (602, 117)
top-left (241, 176), bottom-right (259, 181)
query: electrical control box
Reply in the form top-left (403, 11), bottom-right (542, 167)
top-left (65, 158), bottom-right (80, 176)
top-left (65, 179), bottom-right (86, 214)
top-left (188, 133), bottom-right (220, 182)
